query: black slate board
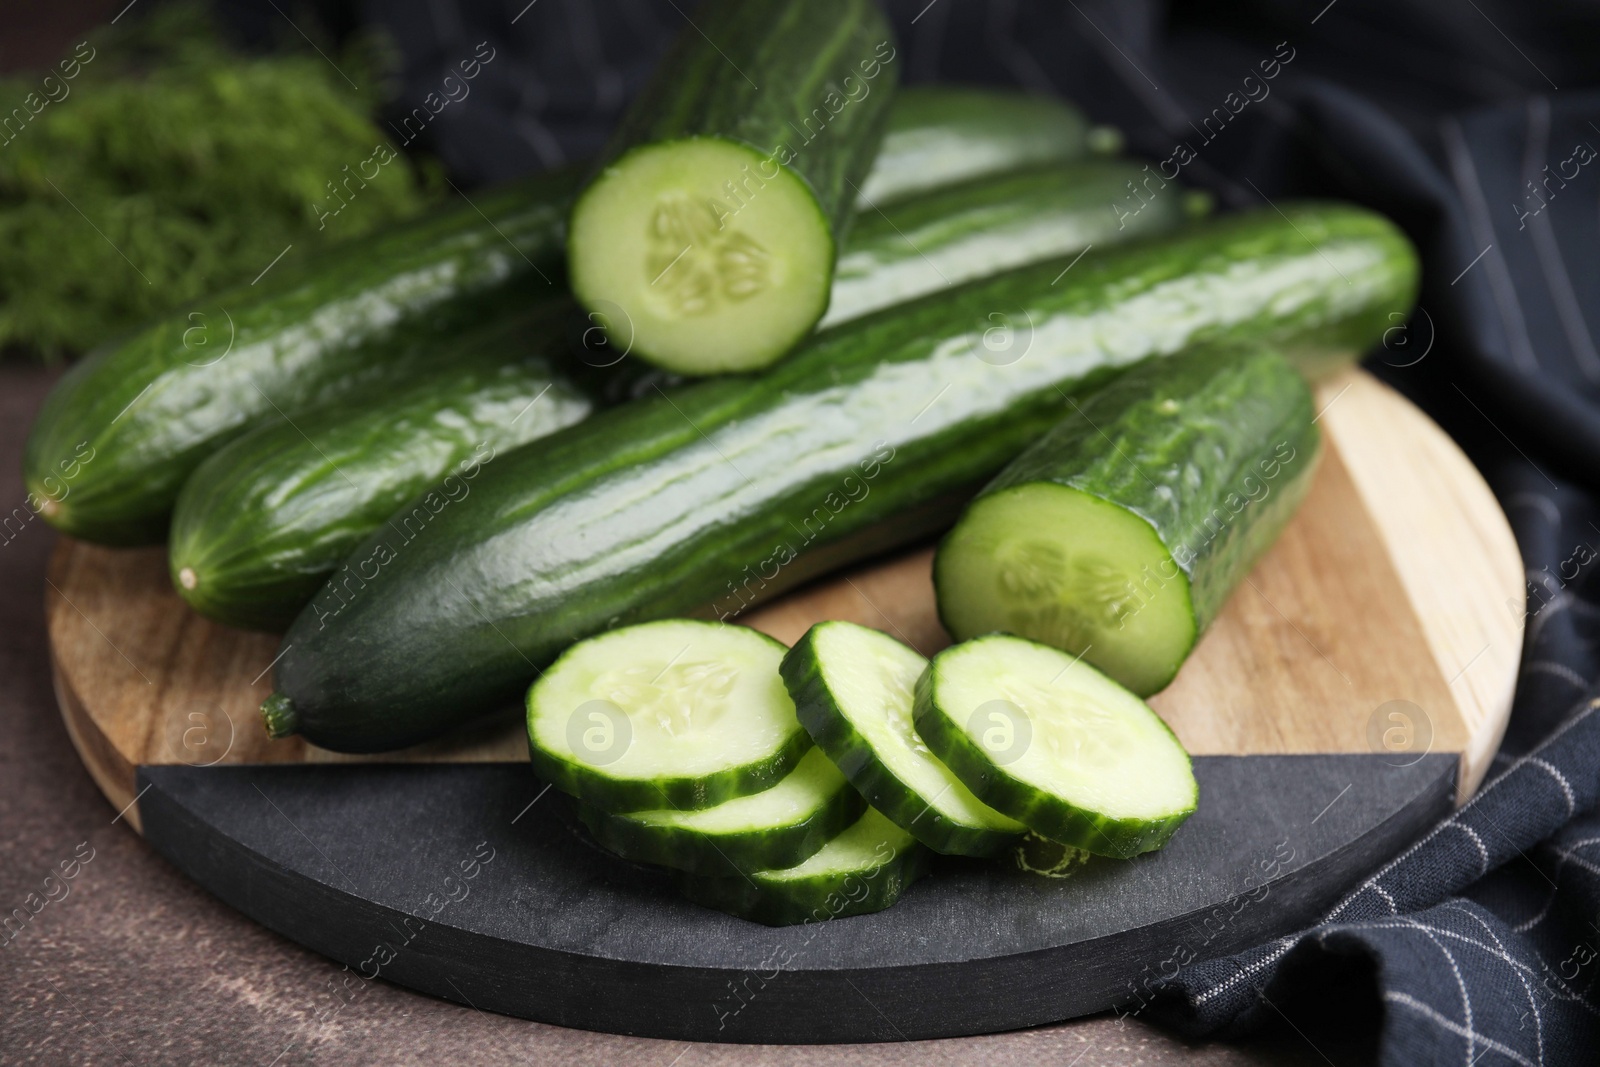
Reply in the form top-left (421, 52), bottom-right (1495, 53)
top-left (136, 753), bottom-right (1455, 1043)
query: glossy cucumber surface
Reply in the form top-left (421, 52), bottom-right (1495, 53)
top-left (269, 203), bottom-right (1418, 752)
top-left (25, 167), bottom-right (580, 545)
top-left (855, 85), bottom-right (1099, 207)
top-left (27, 88), bottom-right (1090, 546)
top-left (176, 160), bottom-right (1179, 630)
top-left (168, 303), bottom-right (594, 630)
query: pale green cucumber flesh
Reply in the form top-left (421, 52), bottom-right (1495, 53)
top-left (568, 139), bottom-right (834, 374)
top-left (525, 620), bottom-right (808, 812)
top-left (935, 485), bottom-right (1197, 698)
top-left (673, 806), bottom-right (928, 926)
top-left (579, 746), bottom-right (864, 876)
top-left (781, 621), bottom-right (1023, 856)
top-left (913, 634), bottom-right (1197, 857)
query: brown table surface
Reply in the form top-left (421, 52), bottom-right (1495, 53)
top-left (0, 365), bottom-right (1386, 1066)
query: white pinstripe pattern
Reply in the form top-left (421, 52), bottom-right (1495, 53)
top-left (1529, 758), bottom-right (1577, 815)
top-left (1191, 700), bottom-right (1600, 1009)
top-left (1385, 993), bottom-right (1538, 1067)
top-left (1445, 903), bottom-right (1545, 1064)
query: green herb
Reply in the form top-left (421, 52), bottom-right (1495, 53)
top-left (0, 4), bottom-right (437, 361)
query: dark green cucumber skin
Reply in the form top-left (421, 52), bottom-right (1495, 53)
top-left (24, 167), bottom-right (581, 546)
top-left (272, 203), bottom-right (1418, 752)
top-left (26, 88), bottom-right (1076, 548)
top-left (935, 345), bottom-right (1322, 694)
top-left (168, 303), bottom-right (595, 631)
top-left (575, 784), bottom-right (865, 877)
top-left (912, 653), bottom-right (1196, 858)
top-left (855, 86), bottom-right (1092, 208)
top-left (779, 626), bottom-right (1020, 857)
top-left (672, 838), bottom-right (930, 927)
top-left (172, 162), bottom-right (1187, 632)
top-left (529, 729), bottom-right (814, 815)
top-left (592, 0), bottom-right (897, 240)
top-left (822, 160), bottom-right (1196, 328)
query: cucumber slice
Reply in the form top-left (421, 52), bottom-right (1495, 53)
top-left (673, 807), bottom-right (929, 926)
top-left (781, 621), bottom-right (1024, 857)
top-left (526, 620), bottom-right (809, 812)
top-left (913, 634), bottom-right (1197, 858)
top-left (935, 346), bottom-right (1320, 696)
top-left (578, 747), bottom-right (864, 877)
top-left (569, 139), bottom-right (836, 375)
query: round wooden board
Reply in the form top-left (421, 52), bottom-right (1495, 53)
top-left (46, 369), bottom-right (1524, 1042)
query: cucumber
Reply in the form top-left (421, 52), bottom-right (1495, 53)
top-left (578, 746), bottom-right (864, 876)
top-left (171, 160), bottom-right (1187, 632)
top-left (780, 621), bottom-right (1024, 856)
top-left (854, 85), bottom-right (1103, 208)
top-left (23, 167), bottom-right (582, 546)
top-left (518, 620), bottom-right (809, 812)
top-left (820, 161), bottom-right (1199, 329)
top-left (566, 0), bottom-right (897, 375)
top-left (935, 346), bottom-right (1321, 696)
top-left (673, 807), bottom-right (929, 926)
top-left (913, 634), bottom-right (1197, 857)
top-left (24, 88), bottom-right (1089, 547)
top-left (167, 303), bottom-right (595, 631)
top-left (267, 203), bottom-right (1418, 753)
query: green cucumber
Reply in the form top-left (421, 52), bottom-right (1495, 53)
top-left (935, 346), bottom-right (1321, 696)
top-left (820, 160), bottom-right (1199, 329)
top-left (267, 203), bottom-right (1418, 753)
top-left (170, 160), bottom-right (1188, 632)
top-left (566, 0), bottom-right (897, 374)
top-left (24, 167), bottom-right (582, 546)
top-left (520, 620), bottom-right (809, 812)
top-left (24, 88), bottom-right (1088, 547)
top-left (855, 85), bottom-right (1103, 208)
top-left (913, 633), bottom-right (1197, 857)
top-left (780, 621), bottom-right (1024, 856)
top-left (578, 746), bottom-right (864, 876)
top-left (674, 806), bottom-right (929, 926)
top-left (167, 303), bottom-right (595, 631)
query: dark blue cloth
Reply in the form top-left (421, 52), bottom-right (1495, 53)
top-left (219, 0), bottom-right (1600, 1060)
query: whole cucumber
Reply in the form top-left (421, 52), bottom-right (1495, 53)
top-left (265, 203), bottom-right (1419, 752)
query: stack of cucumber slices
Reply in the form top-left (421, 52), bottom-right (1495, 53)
top-left (526, 617), bottom-right (1197, 926)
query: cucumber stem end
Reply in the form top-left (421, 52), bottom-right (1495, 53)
top-left (261, 693), bottom-right (300, 739)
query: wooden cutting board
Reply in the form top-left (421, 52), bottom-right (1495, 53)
top-left (46, 368), bottom-right (1523, 1043)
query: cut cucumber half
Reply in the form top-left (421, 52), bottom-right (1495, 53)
top-left (674, 806), bottom-right (929, 926)
top-left (569, 139), bottom-right (835, 375)
top-left (566, 0), bottom-right (895, 375)
top-left (526, 620), bottom-right (809, 812)
top-left (781, 621), bottom-right (1024, 857)
top-left (578, 746), bottom-right (864, 877)
top-left (935, 346), bottom-right (1320, 696)
top-left (913, 634), bottom-right (1197, 857)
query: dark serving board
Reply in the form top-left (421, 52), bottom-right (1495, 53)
top-left (49, 371), bottom-right (1523, 1042)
